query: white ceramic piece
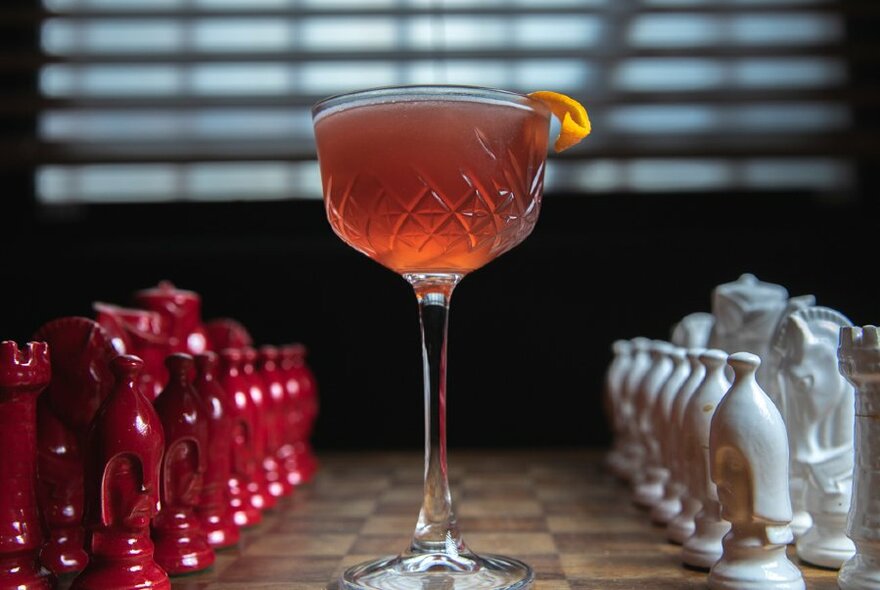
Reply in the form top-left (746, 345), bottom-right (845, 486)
top-left (667, 348), bottom-right (707, 545)
top-left (672, 312), bottom-right (715, 349)
top-left (763, 294), bottom-right (818, 540)
top-left (837, 325), bottom-right (880, 590)
top-left (708, 274), bottom-right (789, 366)
top-left (777, 306), bottom-right (855, 569)
top-left (707, 352), bottom-right (805, 590)
top-left (681, 349), bottom-right (731, 570)
top-left (632, 341), bottom-right (675, 507)
top-left (618, 337), bottom-right (654, 482)
top-left (605, 340), bottom-right (634, 477)
top-left (649, 347), bottom-right (691, 524)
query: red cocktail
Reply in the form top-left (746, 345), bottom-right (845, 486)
top-left (313, 86), bottom-right (552, 590)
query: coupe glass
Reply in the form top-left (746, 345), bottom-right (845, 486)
top-left (312, 85), bottom-right (551, 590)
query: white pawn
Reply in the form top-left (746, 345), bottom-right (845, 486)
top-left (777, 307), bottom-right (855, 568)
top-left (605, 340), bottom-right (634, 477)
top-left (618, 337), bottom-right (654, 482)
top-left (667, 348), bottom-right (707, 544)
top-left (837, 325), bottom-right (880, 590)
top-left (633, 341), bottom-right (674, 507)
top-left (708, 352), bottom-right (805, 590)
top-left (650, 347), bottom-right (691, 524)
top-left (681, 349), bottom-right (731, 569)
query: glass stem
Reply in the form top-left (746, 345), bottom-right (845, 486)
top-left (405, 273), bottom-right (465, 557)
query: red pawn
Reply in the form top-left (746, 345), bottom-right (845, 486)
top-left (241, 347), bottom-right (277, 509)
top-left (280, 344), bottom-right (319, 484)
top-left (71, 355), bottom-right (169, 590)
top-left (257, 346), bottom-right (293, 498)
top-left (151, 354), bottom-right (215, 574)
top-left (0, 341), bottom-right (52, 590)
top-left (192, 353), bottom-right (240, 549)
top-left (217, 349), bottom-right (262, 527)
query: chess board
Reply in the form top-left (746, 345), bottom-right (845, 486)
top-left (99, 449), bottom-right (839, 590)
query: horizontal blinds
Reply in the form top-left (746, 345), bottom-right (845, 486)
top-left (1, 0), bottom-right (872, 202)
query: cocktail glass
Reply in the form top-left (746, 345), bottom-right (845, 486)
top-left (312, 85), bottom-right (551, 590)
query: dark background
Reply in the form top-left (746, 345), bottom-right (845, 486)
top-left (2, 2), bottom-right (879, 452)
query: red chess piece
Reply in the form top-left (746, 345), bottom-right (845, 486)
top-left (71, 355), bottom-right (169, 590)
top-left (257, 346), bottom-right (293, 499)
top-left (32, 317), bottom-right (117, 575)
top-left (133, 281), bottom-right (209, 356)
top-left (0, 341), bottom-right (52, 590)
top-left (204, 319), bottom-right (252, 352)
top-left (192, 353), bottom-right (240, 549)
top-left (94, 302), bottom-right (171, 400)
top-left (242, 347), bottom-right (277, 509)
top-left (151, 354), bottom-right (215, 574)
top-left (280, 344), bottom-right (319, 484)
top-left (217, 349), bottom-right (262, 527)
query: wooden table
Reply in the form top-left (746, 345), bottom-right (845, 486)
top-left (164, 450), bottom-right (840, 589)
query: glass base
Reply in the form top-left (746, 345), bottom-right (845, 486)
top-left (341, 551), bottom-right (534, 590)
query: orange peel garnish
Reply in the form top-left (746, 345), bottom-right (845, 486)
top-left (528, 91), bottom-right (591, 152)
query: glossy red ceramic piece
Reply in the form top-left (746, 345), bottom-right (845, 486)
top-left (71, 355), bottom-right (169, 590)
top-left (204, 319), bottom-right (253, 351)
top-left (257, 346), bottom-right (293, 498)
top-left (192, 353), bottom-right (240, 549)
top-left (133, 281), bottom-right (209, 356)
top-left (0, 341), bottom-right (53, 590)
top-left (32, 317), bottom-right (117, 575)
top-left (151, 354), bottom-right (215, 575)
top-left (94, 302), bottom-right (170, 400)
top-left (280, 344), bottom-right (318, 484)
top-left (241, 347), bottom-right (277, 509)
top-left (217, 349), bottom-right (262, 527)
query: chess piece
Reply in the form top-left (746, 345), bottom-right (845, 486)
top-left (763, 295), bottom-right (817, 540)
top-left (241, 347), bottom-right (277, 509)
top-left (32, 317), bottom-right (117, 575)
top-left (0, 341), bottom-right (52, 590)
top-left (151, 354), bottom-right (215, 574)
top-left (205, 318), bottom-right (253, 351)
top-left (838, 326), bottom-right (880, 590)
top-left (616, 337), bottom-right (653, 482)
top-left (708, 273), bottom-right (788, 364)
top-left (258, 346), bottom-right (294, 498)
top-left (94, 302), bottom-right (170, 400)
top-left (707, 352), bottom-right (805, 590)
top-left (777, 306), bottom-right (855, 568)
top-left (632, 341), bottom-right (674, 507)
top-left (681, 349), bottom-right (731, 570)
top-left (649, 347), bottom-right (691, 524)
top-left (671, 312), bottom-right (714, 348)
top-left (279, 344), bottom-right (319, 485)
top-left (605, 340), bottom-right (634, 477)
top-left (218, 349), bottom-right (262, 527)
top-left (70, 355), bottom-right (169, 590)
top-left (667, 348), bottom-right (707, 544)
top-left (192, 352), bottom-right (240, 549)
top-left (133, 281), bottom-right (209, 356)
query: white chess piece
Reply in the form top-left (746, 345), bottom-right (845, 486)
top-left (708, 352), bottom-right (805, 590)
top-left (605, 340), bottom-right (634, 477)
top-left (777, 307), bottom-right (855, 569)
top-left (672, 312), bottom-right (715, 349)
top-left (619, 337), bottom-right (654, 482)
top-left (838, 325), bottom-right (880, 590)
top-left (650, 347), bottom-right (691, 524)
top-left (764, 294), bottom-right (817, 540)
top-left (633, 341), bottom-right (675, 507)
top-left (708, 273), bottom-right (789, 367)
top-left (667, 348), bottom-right (707, 544)
top-left (681, 349), bottom-right (731, 569)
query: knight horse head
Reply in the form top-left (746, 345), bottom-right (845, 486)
top-left (775, 306), bottom-right (854, 473)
